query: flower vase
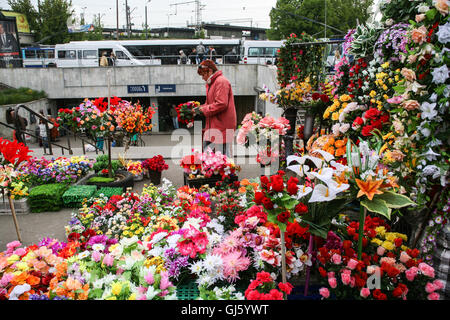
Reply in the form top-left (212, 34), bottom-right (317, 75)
top-left (303, 113), bottom-right (315, 144)
top-left (149, 170), bottom-right (162, 185)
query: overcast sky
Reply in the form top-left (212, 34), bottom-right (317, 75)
top-left (0, 0), bottom-right (279, 29)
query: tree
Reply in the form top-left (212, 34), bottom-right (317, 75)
top-left (7, 0), bottom-right (40, 34)
top-left (267, 0), bottom-right (374, 40)
top-left (7, 0), bottom-right (73, 44)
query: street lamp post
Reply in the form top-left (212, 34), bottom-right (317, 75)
top-left (145, 0), bottom-right (151, 39)
top-left (116, 0), bottom-right (119, 40)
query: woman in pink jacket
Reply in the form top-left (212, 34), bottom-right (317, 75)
top-left (196, 59), bottom-right (236, 157)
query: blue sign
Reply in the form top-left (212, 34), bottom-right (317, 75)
top-left (155, 84), bottom-right (176, 93)
top-left (127, 85), bottom-right (149, 94)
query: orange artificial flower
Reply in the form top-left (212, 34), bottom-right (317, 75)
top-left (335, 147), bottom-right (346, 157)
top-left (334, 171), bottom-right (348, 185)
top-left (11, 272), bottom-right (28, 286)
top-left (238, 186), bottom-right (246, 193)
top-left (240, 179), bottom-right (250, 186)
top-left (26, 274), bottom-right (41, 286)
top-left (355, 176), bottom-right (384, 201)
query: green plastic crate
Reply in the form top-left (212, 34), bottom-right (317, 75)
top-left (176, 281), bottom-right (200, 300)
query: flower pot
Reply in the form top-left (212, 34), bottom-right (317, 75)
top-left (149, 170), bottom-right (162, 185)
top-left (133, 173), bottom-right (143, 182)
top-left (283, 107), bottom-right (298, 136)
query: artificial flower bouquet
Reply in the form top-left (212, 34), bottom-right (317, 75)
top-left (18, 156), bottom-right (94, 186)
top-left (142, 155), bottom-right (169, 173)
top-left (180, 149), bottom-right (240, 180)
top-left (113, 100), bottom-right (155, 136)
top-left (126, 161), bottom-right (143, 177)
top-left (316, 215), bottom-right (445, 300)
top-left (244, 271), bottom-right (294, 300)
top-left (176, 101), bottom-right (201, 128)
top-left (57, 97), bottom-right (119, 138)
top-left (237, 112), bottom-right (290, 165)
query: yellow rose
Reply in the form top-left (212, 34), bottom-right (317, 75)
top-left (385, 232), bottom-right (397, 242)
top-left (375, 226), bottom-right (386, 237)
top-left (331, 112), bottom-right (339, 121)
top-left (371, 238), bottom-right (383, 246)
top-left (111, 282), bottom-right (122, 296)
top-left (381, 241), bottom-right (395, 251)
top-left (6, 254), bottom-right (20, 264)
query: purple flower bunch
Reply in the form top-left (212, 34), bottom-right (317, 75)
top-left (164, 247), bottom-right (190, 279)
top-left (37, 237), bottom-right (68, 255)
top-left (375, 23), bottom-right (410, 61)
top-left (18, 156), bottom-right (93, 186)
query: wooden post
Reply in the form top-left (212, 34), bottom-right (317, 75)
top-left (8, 195), bottom-right (22, 242)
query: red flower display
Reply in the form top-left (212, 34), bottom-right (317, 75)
top-left (0, 137), bottom-right (33, 167)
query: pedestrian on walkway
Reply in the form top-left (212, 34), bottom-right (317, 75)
top-left (100, 51), bottom-right (108, 67)
top-left (196, 59), bottom-right (236, 157)
top-left (196, 42), bottom-right (206, 63)
top-left (190, 48), bottom-right (197, 64)
top-left (170, 104), bottom-right (179, 129)
top-left (179, 50), bottom-right (187, 64)
top-left (208, 46), bottom-right (217, 63)
top-left (39, 118), bottom-right (53, 154)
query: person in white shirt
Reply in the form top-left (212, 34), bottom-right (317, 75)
top-left (39, 119), bottom-right (53, 154)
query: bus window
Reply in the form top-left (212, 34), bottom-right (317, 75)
top-left (115, 51), bottom-right (129, 60)
top-left (24, 49), bottom-right (37, 59)
top-left (265, 48), bottom-right (277, 57)
top-left (83, 50), bottom-right (97, 59)
top-left (248, 47), bottom-right (262, 57)
top-left (47, 50), bottom-right (55, 59)
top-left (58, 50), bottom-right (76, 59)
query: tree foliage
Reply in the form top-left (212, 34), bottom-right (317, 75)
top-left (7, 0), bottom-right (74, 44)
top-left (267, 0), bottom-right (374, 40)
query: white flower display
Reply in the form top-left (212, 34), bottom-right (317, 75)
top-left (420, 101), bottom-right (438, 120)
top-left (431, 64), bottom-right (449, 84)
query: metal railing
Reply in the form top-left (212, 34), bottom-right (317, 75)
top-left (0, 104), bottom-right (104, 156)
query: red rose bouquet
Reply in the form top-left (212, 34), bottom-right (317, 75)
top-left (176, 101), bottom-right (200, 128)
top-left (141, 155), bottom-right (168, 173)
top-left (317, 215), bottom-right (445, 300)
top-left (245, 271), bottom-right (294, 300)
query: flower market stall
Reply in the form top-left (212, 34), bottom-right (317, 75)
top-left (0, 0), bottom-right (449, 302)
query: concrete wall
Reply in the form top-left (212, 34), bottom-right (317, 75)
top-left (0, 65), bottom-right (260, 100)
top-left (256, 65), bottom-right (283, 118)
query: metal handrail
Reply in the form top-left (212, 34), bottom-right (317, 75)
top-left (9, 104), bottom-right (104, 156)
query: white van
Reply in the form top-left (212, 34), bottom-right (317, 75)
top-left (240, 40), bottom-right (285, 65)
top-left (54, 41), bottom-right (144, 68)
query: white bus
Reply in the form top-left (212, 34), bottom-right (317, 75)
top-left (54, 41), bottom-right (145, 68)
top-left (117, 39), bottom-right (242, 65)
top-left (21, 46), bottom-right (57, 68)
top-left (240, 40), bottom-right (285, 65)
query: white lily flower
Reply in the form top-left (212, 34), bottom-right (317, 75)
top-left (330, 161), bottom-right (349, 173)
top-left (286, 164), bottom-right (309, 177)
top-left (422, 148), bottom-right (440, 161)
top-left (325, 180), bottom-right (350, 194)
top-left (297, 185), bottom-right (313, 199)
top-left (306, 167), bottom-right (334, 183)
top-left (310, 149), bottom-right (335, 163)
top-left (308, 184), bottom-right (338, 202)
